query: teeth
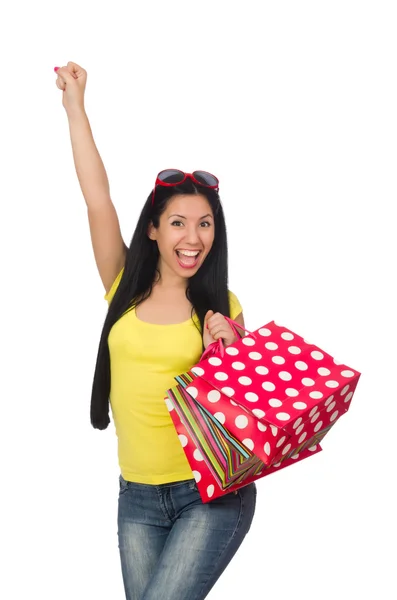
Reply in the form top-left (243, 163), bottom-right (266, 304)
top-left (178, 250), bottom-right (200, 257)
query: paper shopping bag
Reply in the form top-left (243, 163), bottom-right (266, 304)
top-left (165, 319), bottom-right (360, 502)
top-left (191, 319), bottom-right (361, 466)
top-left (174, 370), bottom-right (288, 467)
top-left (165, 379), bottom-right (322, 502)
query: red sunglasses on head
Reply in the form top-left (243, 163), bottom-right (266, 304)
top-left (151, 169), bottom-right (219, 205)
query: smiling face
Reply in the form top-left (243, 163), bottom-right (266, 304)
top-left (148, 193), bottom-right (215, 284)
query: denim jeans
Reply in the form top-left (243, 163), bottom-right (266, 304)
top-left (117, 475), bottom-right (257, 600)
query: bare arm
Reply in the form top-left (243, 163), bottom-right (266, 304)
top-left (68, 109), bottom-right (127, 293)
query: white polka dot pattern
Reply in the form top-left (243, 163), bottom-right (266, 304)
top-left (288, 346), bottom-right (301, 355)
top-left (268, 398), bottom-right (282, 407)
top-left (193, 470), bottom-right (202, 482)
top-left (165, 397), bottom-right (174, 411)
top-left (243, 438), bottom-right (255, 451)
top-left (193, 449), bottom-right (204, 461)
top-left (252, 409), bottom-right (266, 418)
top-left (163, 320), bottom-right (360, 502)
top-left (245, 392), bottom-right (259, 402)
top-left (214, 412), bottom-right (226, 424)
top-left (208, 357), bottom-right (222, 366)
top-left (235, 415), bottom-right (249, 429)
top-left (207, 390), bottom-right (221, 403)
top-left (186, 386), bottom-right (198, 399)
top-left (225, 347), bottom-right (239, 356)
top-left (265, 342), bottom-right (278, 351)
top-left (255, 366), bottom-right (269, 375)
top-left (165, 383), bottom-right (324, 502)
top-left (221, 387), bottom-right (235, 397)
top-left (191, 366), bottom-right (205, 376)
top-left (232, 361), bottom-right (246, 371)
top-left (214, 372), bottom-right (228, 381)
top-left (272, 356), bottom-right (285, 365)
top-left (178, 434), bottom-right (188, 447)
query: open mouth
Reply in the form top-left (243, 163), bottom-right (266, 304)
top-left (175, 249), bottom-right (201, 269)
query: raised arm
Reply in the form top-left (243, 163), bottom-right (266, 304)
top-left (55, 62), bottom-right (127, 293)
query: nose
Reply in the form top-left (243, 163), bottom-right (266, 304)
top-left (183, 225), bottom-right (201, 245)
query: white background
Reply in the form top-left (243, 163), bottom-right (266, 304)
top-left (1, 1), bottom-right (396, 598)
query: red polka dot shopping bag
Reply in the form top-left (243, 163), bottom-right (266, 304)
top-left (165, 319), bottom-right (361, 503)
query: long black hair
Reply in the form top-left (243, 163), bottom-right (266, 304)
top-left (90, 178), bottom-right (230, 429)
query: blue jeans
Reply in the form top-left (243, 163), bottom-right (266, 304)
top-left (117, 475), bottom-right (257, 599)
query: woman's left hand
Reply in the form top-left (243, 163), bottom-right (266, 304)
top-left (203, 310), bottom-right (238, 349)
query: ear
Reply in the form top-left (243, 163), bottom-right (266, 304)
top-left (147, 221), bottom-right (157, 241)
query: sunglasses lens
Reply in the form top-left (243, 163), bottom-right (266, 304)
top-left (158, 169), bottom-right (185, 184)
top-left (193, 171), bottom-right (219, 187)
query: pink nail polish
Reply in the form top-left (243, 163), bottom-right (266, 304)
top-left (54, 67), bottom-right (59, 72)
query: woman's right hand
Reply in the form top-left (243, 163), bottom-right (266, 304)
top-left (54, 61), bottom-right (87, 115)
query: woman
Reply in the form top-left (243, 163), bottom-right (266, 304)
top-left (55, 61), bottom-right (256, 600)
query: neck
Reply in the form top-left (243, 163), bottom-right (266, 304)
top-left (154, 258), bottom-right (188, 290)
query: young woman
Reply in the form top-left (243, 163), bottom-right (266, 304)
top-left (55, 61), bottom-right (256, 600)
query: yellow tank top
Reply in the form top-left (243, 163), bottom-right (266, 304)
top-left (104, 268), bottom-right (243, 484)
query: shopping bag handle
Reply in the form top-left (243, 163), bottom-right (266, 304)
top-left (201, 316), bottom-right (256, 360)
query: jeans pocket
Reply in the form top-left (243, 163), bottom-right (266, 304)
top-left (119, 474), bottom-right (130, 495)
top-left (188, 479), bottom-right (198, 492)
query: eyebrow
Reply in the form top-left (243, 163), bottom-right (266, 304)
top-left (168, 213), bottom-right (213, 219)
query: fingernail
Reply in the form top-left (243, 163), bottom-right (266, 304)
top-left (54, 67), bottom-right (59, 72)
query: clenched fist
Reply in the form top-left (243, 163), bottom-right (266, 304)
top-left (203, 310), bottom-right (239, 349)
top-left (54, 61), bottom-right (87, 115)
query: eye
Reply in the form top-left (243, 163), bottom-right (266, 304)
top-left (200, 221), bottom-right (211, 227)
top-left (171, 221), bottom-right (184, 227)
